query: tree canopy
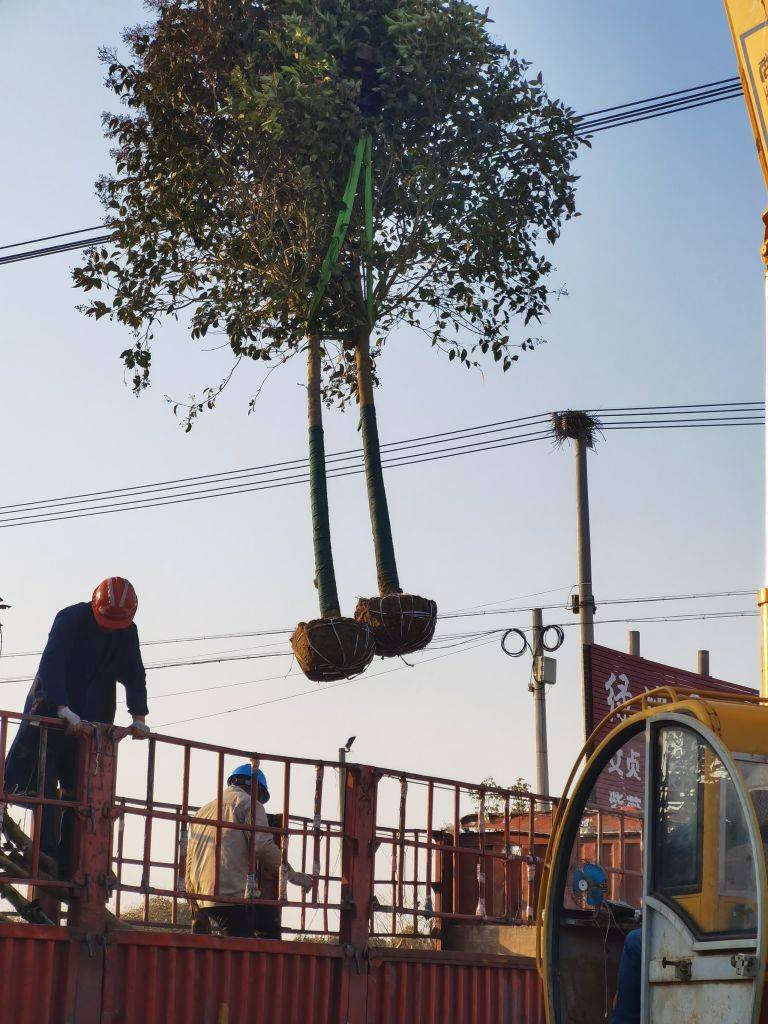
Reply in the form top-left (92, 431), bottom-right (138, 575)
top-left (74, 0), bottom-right (584, 419)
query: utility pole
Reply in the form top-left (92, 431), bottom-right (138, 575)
top-left (338, 746), bottom-right (346, 819)
top-left (531, 608), bottom-right (550, 798)
top-left (338, 736), bottom-right (356, 820)
top-left (574, 431), bottom-right (595, 673)
top-left (553, 411), bottom-right (601, 735)
top-left (501, 618), bottom-right (561, 802)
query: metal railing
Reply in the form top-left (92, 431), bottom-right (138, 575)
top-left (0, 711), bottom-right (88, 909)
top-left (111, 732), bottom-right (345, 936)
top-left (0, 709), bottom-right (643, 941)
top-left (371, 768), bottom-right (560, 940)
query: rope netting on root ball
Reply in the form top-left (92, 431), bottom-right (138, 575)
top-left (291, 617), bottom-right (375, 682)
top-left (355, 594), bottom-right (437, 657)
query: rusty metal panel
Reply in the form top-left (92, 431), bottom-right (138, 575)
top-left (101, 931), bottom-right (344, 1024)
top-left (0, 925), bottom-right (71, 1024)
top-left (366, 950), bottom-right (544, 1024)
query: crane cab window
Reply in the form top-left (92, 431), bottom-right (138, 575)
top-left (653, 727), bottom-right (702, 893)
top-left (651, 725), bottom-right (757, 937)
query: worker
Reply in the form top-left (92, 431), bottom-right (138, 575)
top-left (611, 927), bottom-right (642, 1024)
top-left (186, 761), bottom-right (313, 937)
top-left (5, 577), bottom-right (149, 875)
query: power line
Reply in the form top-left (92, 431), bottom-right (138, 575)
top-left (580, 89), bottom-right (743, 134)
top-left (0, 411), bottom-right (553, 513)
top-left (0, 226), bottom-right (105, 252)
top-left (439, 588), bottom-right (757, 620)
top-left (0, 431), bottom-right (554, 528)
top-left (156, 635), bottom-right (501, 729)
top-left (0, 234), bottom-right (111, 266)
top-left (0, 589), bottom-right (757, 680)
top-left (578, 77), bottom-right (742, 133)
top-left (155, 606), bottom-right (759, 728)
top-left (553, 610), bottom-right (758, 627)
top-left (0, 77), bottom-right (747, 267)
top-left (576, 77), bottom-right (740, 122)
top-left (0, 403), bottom-right (760, 530)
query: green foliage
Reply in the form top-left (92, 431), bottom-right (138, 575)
top-left (120, 895), bottom-right (192, 925)
top-left (74, 0), bottom-right (585, 417)
top-left (471, 775), bottom-right (532, 817)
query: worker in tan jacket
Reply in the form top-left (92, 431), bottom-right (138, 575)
top-left (186, 761), bottom-right (312, 936)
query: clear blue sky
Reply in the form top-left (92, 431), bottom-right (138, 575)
top-left (0, 1), bottom-right (765, 821)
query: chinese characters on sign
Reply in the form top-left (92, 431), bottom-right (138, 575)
top-left (585, 645), bottom-right (755, 815)
top-left (605, 672), bottom-right (631, 713)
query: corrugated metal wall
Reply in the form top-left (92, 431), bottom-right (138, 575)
top-left (0, 925), bottom-right (544, 1024)
top-left (101, 933), bottom-right (344, 1024)
top-left (0, 925), bottom-right (71, 1024)
top-left (366, 950), bottom-right (544, 1024)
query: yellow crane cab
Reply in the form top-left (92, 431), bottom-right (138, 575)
top-left (536, 688), bottom-right (768, 1024)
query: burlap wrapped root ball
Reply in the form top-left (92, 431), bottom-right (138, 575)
top-left (291, 617), bottom-right (375, 682)
top-left (354, 594), bottom-right (437, 657)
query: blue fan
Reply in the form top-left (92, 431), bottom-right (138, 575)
top-left (571, 862), bottom-right (608, 909)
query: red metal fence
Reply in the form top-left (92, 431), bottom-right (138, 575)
top-left (0, 711), bottom-right (557, 1022)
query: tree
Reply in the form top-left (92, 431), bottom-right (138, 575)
top-left (74, 0), bottom-right (583, 665)
top-left (74, 0), bottom-right (583, 412)
top-left (121, 895), bottom-right (192, 926)
top-left (471, 776), bottom-right (532, 817)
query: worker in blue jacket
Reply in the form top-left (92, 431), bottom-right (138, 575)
top-left (5, 577), bottom-right (150, 876)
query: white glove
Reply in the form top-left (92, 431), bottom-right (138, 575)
top-left (57, 705), bottom-right (82, 735)
top-left (130, 717), bottom-right (150, 739)
top-left (287, 868), bottom-right (313, 893)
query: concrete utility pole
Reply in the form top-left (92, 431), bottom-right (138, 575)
top-left (552, 411), bottom-right (601, 735)
top-left (697, 649), bottom-right (710, 677)
top-left (338, 746), bottom-right (347, 819)
top-left (574, 432), bottom-right (595, 663)
top-left (338, 736), bottom-right (356, 819)
top-left (531, 608), bottom-right (550, 798)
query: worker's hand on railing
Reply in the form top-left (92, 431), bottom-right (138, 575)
top-left (129, 717), bottom-right (150, 740)
top-left (286, 867), bottom-right (314, 893)
top-left (57, 705), bottom-right (88, 736)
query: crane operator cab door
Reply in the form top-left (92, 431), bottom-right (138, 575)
top-left (538, 707), bottom-right (767, 1024)
top-left (642, 715), bottom-right (766, 1024)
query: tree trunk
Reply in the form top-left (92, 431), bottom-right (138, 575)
top-left (355, 324), bottom-right (401, 596)
top-left (307, 333), bottom-right (341, 618)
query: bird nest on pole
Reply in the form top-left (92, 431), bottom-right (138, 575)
top-left (291, 617), bottom-right (375, 682)
top-left (550, 410), bottom-right (603, 448)
top-left (355, 594), bottom-right (438, 658)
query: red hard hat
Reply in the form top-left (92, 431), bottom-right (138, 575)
top-left (91, 577), bottom-right (138, 630)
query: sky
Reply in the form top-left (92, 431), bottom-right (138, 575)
top-left (0, 0), bottom-right (766, 853)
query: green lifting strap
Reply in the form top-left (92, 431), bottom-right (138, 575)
top-left (307, 132), bottom-right (368, 328)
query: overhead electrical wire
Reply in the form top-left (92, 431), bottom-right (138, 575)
top-left (155, 606), bottom-right (759, 728)
top-left (438, 587), bottom-right (757, 620)
top-left (576, 77), bottom-right (740, 122)
top-left (0, 226), bottom-right (105, 252)
top-left (0, 402), bottom-right (759, 530)
top-left (577, 76), bottom-right (742, 133)
top-left (0, 589), bottom-right (757, 682)
top-left (0, 234), bottom-right (111, 266)
top-left (0, 77), bottom-right (746, 266)
top-left (156, 634), bottom-right (504, 728)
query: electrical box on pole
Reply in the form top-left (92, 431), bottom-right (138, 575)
top-left (534, 654), bottom-right (557, 687)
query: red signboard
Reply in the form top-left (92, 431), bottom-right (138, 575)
top-left (584, 644), bottom-right (756, 814)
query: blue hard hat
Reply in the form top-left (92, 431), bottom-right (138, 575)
top-left (227, 763), bottom-right (270, 802)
